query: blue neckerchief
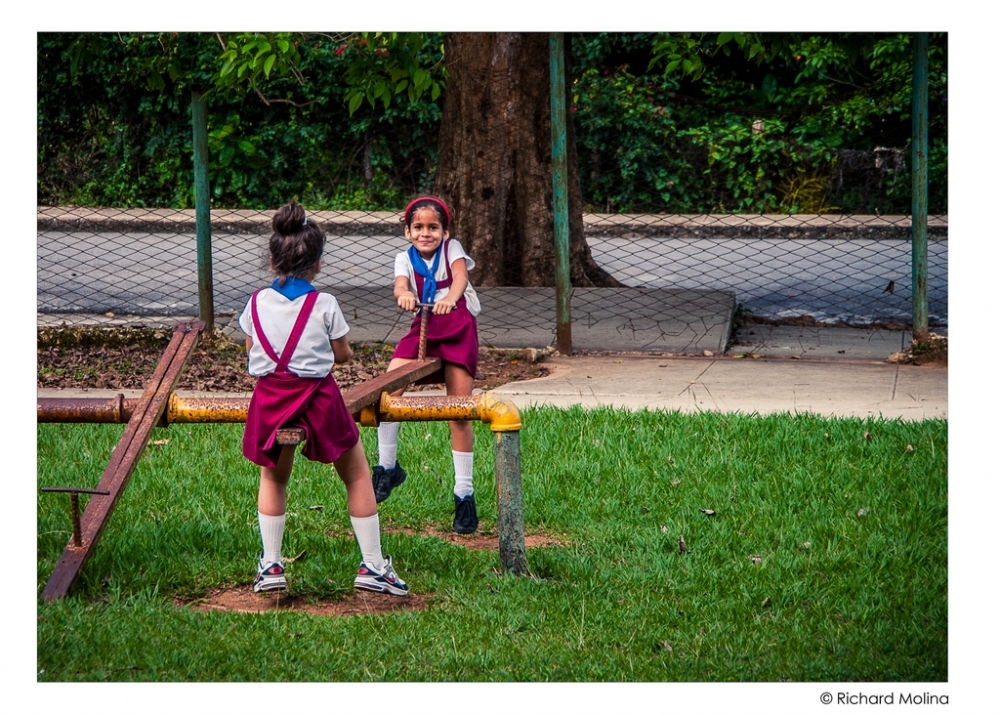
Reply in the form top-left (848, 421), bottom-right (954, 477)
top-left (271, 276), bottom-right (316, 301)
top-left (408, 242), bottom-right (444, 305)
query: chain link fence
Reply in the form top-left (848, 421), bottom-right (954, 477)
top-left (37, 205), bottom-right (947, 343)
top-left (582, 212), bottom-right (947, 328)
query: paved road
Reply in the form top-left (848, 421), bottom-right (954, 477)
top-left (589, 235), bottom-right (948, 326)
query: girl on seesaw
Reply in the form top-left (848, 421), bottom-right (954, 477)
top-left (240, 200), bottom-right (408, 595)
top-left (372, 195), bottom-right (483, 534)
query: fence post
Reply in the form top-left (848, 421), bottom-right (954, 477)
top-left (910, 33), bottom-right (929, 340)
top-left (549, 32), bottom-right (572, 355)
top-left (191, 90), bottom-right (215, 332)
top-left (494, 430), bottom-right (527, 574)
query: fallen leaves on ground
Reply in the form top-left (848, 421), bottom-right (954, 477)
top-left (37, 327), bottom-right (549, 392)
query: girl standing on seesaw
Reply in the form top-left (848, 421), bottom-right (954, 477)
top-left (372, 195), bottom-right (483, 534)
top-left (240, 200), bottom-right (408, 596)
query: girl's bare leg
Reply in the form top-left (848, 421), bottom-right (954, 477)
top-left (258, 445), bottom-right (295, 516)
top-left (334, 439), bottom-right (392, 573)
top-left (376, 355), bottom-right (423, 472)
top-left (257, 446), bottom-right (295, 579)
top-left (445, 362), bottom-right (474, 452)
top-left (445, 362), bottom-right (478, 532)
top-left (333, 440), bottom-right (377, 518)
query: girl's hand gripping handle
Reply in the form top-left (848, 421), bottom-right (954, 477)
top-left (397, 292), bottom-right (418, 312)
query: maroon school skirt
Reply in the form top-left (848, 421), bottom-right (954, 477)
top-left (392, 298), bottom-right (479, 378)
top-left (243, 372), bottom-right (359, 467)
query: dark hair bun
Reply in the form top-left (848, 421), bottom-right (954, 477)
top-left (268, 201), bottom-right (326, 283)
top-left (272, 201), bottom-right (306, 235)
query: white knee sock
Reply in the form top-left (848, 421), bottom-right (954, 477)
top-left (453, 450), bottom-right (474, 498)
top-left (378, 422), bottom-right (401, 469)
top-left (351, 513), bottom-right (386, 570)
top-left (258, 512), bottom-right (286, 564)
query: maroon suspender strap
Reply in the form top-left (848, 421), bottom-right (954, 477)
top-left (251, 290), bottom-right (320, 373)
top-left (278, 291), bottom-right (319, 372)
top-left (250, 291), bottom-right (280, 364)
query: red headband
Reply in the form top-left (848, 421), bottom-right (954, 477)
top-left (403, 196), bottom-right (451, 227)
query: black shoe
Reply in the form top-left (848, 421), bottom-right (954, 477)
top-left (372, 464), bottom-right (407, 503)
top-left (453, 494), bottom-right (479, 534)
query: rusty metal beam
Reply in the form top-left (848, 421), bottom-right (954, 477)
top-left (342, 358), bottom-right (442, 414)
top-left (37, 358), bottom-right (444, 426)
top-left (37, 395), bottom-right (127, 423)
top-left (377, 392), bottom-right (522, 432)
top-left (276, 427), bottom-right (306, 446)
top-left (40, 321), bottom-right (205, 601)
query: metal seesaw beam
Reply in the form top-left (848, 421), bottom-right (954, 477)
top-left (40, 321), bottom-right (205, 602)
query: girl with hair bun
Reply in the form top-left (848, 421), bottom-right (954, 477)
top-left (372, 195), bottom-right (483, 534)
top-left (239, 200), bottom-right (408, 596)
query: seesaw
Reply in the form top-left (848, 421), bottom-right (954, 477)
top-left (37, 319), bottom-right (526, 601)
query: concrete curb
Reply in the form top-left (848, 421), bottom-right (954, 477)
top-left (38, 207), bottom-right (948, 240)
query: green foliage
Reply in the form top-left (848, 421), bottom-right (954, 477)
top-left (648, 32), bottom-right (803, 83)
top-left (38, 31), bottom-right (947, 214)
top-left (571, 32), bottom-right (947, 214)
top-left (572, 37), bottom-right (828, 213)
top-left (217, 32), bottom-right (304, 88)
top-left (570, 64), bottom-right (687, 212)
top-left (340, 33), bottom-right (446, 114)
top-left (214, 32), bottom-right (445, 116)
top-left (38, 32), bottom-right (442, 210)
top-left (676, 118), bottom-right (820, 213)
top-left (39, 35), bottom-right (185, 207)
top-left (777, 171), bottom-right (839, 214)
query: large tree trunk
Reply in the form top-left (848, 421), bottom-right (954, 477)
top-left (434, 32), bottom-right (620, 288)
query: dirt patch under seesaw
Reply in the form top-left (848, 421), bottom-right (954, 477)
top-left (177, 587), bottom-right (435, 617)
top-left (176, 529), bottom-right (567, 617)
top-left (389, 526), bottom-right (567, 551)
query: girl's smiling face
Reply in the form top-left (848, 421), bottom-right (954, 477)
top-left (405, 207), bottom-right (449, 259)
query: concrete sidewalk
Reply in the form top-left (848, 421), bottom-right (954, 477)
top-left (486, 322), bottom-right (946, 420)
top-left (488, 353), bottom-right (947, 420)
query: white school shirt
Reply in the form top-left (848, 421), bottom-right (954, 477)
top-left (238, 289), bottom-right (350, 378)
top-left (393, 239), bottom-right (481, 316)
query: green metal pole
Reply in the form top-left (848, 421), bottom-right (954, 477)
top-left (910, 33), bottom-right (929, 340)
top-left (549, 33), bottom-right (572, 355)
top-left (191, 91), bottom-right (215, 332)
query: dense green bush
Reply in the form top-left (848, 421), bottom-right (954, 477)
top-left (37, 32), bottom-right (946, 214)
top-left (37, 33), bottom-right (441, 210)
top-left (569, 32), bottom-right (947, 214)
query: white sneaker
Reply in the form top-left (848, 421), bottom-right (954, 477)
top-left (254, 558), bottom-right (287, 593)
top-left (353, 556), bottom-right (409, 596)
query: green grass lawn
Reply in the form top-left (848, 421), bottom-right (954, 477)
top-left (36, 407), bottom-right (947, 683)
